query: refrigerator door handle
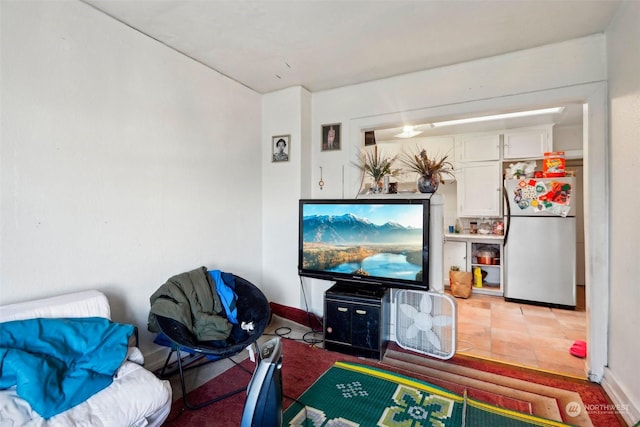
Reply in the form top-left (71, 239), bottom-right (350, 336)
top-left (503, 181), bottom-right (511, 246)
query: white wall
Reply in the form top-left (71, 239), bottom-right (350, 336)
top-left (0, 1), bottom-right (262, 363)
top-left (261, 87), bottom-right (311, 308)
top-left (603, 1), bottom-right (640, 423)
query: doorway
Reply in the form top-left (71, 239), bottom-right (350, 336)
top-left (348, 83), bottom-right (609, 381)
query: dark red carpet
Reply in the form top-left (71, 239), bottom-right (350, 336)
top-left (162, 338), bottom-right (345, 426)
top-left (162, 337), bottom-right (624, 426)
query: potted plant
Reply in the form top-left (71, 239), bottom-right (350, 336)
top-left (398, 147), bottom-right (455, 193)
top-left (352, 148), bottom-right (401, 193)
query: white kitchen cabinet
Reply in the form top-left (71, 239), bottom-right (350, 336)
top-left (456, 161), bottom-right (502, 217)
top-left (443, 241), bottom-right (466, 285)
top-left (503, 125), bottom-right (553, 159)
top-left (455, 133), bottom-right (500, 162)
top-left (444, 234), bottom-right (504, 295)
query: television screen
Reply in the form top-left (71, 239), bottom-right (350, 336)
top-left (298, 198), bottom-right (429, 290)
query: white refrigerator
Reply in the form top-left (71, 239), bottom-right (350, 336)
top-left (503, 177), bottom-right (576, 307)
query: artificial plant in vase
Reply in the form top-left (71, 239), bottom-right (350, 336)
top-left (352, 148), bottom-right (401, 194)
top-left (398, 147), bottom-right (455, 193)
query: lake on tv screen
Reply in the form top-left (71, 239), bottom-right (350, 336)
top-left (328, 252), bottom-right (421, 280)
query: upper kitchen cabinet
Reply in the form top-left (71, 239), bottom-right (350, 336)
top-left (455, 133), bottom-right (500, 162)
top-left (503, 125), bottom-right (554, 160)
top-left (457, 161), bottom-right (502, 217)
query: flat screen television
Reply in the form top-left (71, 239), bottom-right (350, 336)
top-left (298, 198), bottom-right (429, 291)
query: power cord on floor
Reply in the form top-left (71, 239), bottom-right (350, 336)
top-left (299, 276), bottom-right (324, 333)
top-left (264, 324), bottom-right (323, 346)
top-left (262, 277), bottom-right (324, 346)
top-left (456, 339), bottom-right (474, 353)
top-left (299, 276), bottom-right (324, 345)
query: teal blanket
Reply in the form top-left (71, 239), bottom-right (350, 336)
top-left (0, 317), bottom-right (134, 419)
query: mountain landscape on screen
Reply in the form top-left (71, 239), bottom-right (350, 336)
top-left (301, 213), bottom-right (423, 280)
top-left (302, 213), bottom-right (421, 244)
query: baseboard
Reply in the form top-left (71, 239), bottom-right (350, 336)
top-left (601, 367), bottom-right (640, 426)
top-left (269, 302), bottom-right (323, 331)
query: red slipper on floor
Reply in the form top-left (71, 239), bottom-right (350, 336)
top-left (570, 340), bottom-right (587, 358)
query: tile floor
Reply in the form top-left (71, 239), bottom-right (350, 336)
top-left (453, 287), bottom-right (588, 378)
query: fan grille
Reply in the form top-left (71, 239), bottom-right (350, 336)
top-left (395, 290), bottom-right (457, 359)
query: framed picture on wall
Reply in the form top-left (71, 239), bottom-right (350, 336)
top-left (272, 135), bottom-right (290, 162)
top-left (321, 123), bottom-right (341, 151)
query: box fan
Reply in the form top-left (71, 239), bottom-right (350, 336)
top-left (393, 289), bottom-right (457, 360)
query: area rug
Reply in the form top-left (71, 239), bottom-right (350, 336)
top-left (382, 348), bottom-right (587, 425)
top-left (284, 361), bottom-right (572, 427)
top-left (381, 344), bottom-right (623, 427)
top-left (161, 333), bottom-right (623, 426)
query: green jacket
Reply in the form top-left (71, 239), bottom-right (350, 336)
top-left (148, 267), bottom-right (232, 341)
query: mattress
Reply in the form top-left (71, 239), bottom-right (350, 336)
top-left (0, 290), bottom-right (172, 427)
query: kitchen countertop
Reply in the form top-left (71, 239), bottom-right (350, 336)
top-left (444, 233), bottom-right (505, 241)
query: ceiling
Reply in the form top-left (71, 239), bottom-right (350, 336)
top-left (84, 0), bottom-right (621, 95)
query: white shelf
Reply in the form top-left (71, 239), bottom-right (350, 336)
top-left (444, 239), bottom-right (504, 295)
top-left (445, 233), bottom-right (504, 241)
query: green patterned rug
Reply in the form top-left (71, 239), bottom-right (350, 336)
top-left (283, 362), bottom-right (572, 427)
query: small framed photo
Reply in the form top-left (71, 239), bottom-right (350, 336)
top-left (321, 123), bottom-right (341, 151)
top-left (272, 135), bottom-right (290, 162)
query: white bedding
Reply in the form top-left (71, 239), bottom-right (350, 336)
top-left (0, 291), bottom-right (172, 427)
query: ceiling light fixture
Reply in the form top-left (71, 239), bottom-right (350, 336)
top-left (429, 107), bottom-right (565, 128)
top-left (394, 125), bottom-right (423, 139)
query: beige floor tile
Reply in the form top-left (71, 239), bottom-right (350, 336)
top-left (529, 335), bottom-right (574, 352)
top-left (458, 335), bottom-right (491, 353)
top-left (537, 358), bottom-right (588, 378)
top-left (457, 305), bottom-right (491, 327)
top-left (490, 327), bottom-right (526, 343)
top-left (454, 291), bottom-right (587, 378)
top-left (520, 304), bottom-right (556, 318)
top-left (491, 308), bottom-right (526, 322)
top-left (457, 323), bottom-right (491, 352)
top-left (489, 352), bottom-right (539, 368)
top-left (526, 322), bottom-right (571, 339)
top-left (461, 298), bottom-right (492, 309)
top-left (562, 329), bottom-right (588, 342)
top-left (491, 339), bottom-right (536, 361)
top-left (491, 315), bottom-right (526, 332)
top-left (522, 314), bottom-right (563, 327)
top-left (460, 348), bottom-right (493, 359)
top-left (534, 346), bottom-right (581, 368)
top-left (554, 312), bottom-right (587, 329)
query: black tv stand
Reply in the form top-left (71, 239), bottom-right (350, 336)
top-left (323, 282), bottom-right (389, 360)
